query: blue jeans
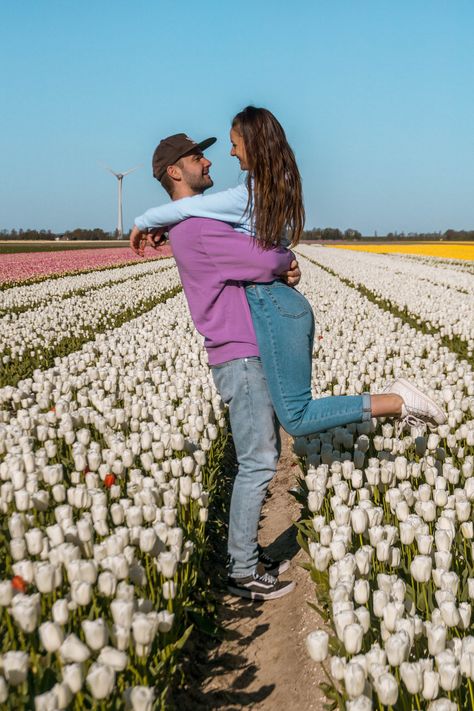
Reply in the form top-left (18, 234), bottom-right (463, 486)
top-left (245, 281), bottom-right (372, 436)
top-left (211, 357), bottom-right (280, 578)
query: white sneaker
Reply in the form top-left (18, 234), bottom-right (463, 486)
top-left (382, 377), bottom-right (447, 432)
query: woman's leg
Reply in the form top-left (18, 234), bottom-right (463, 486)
top-left (246, 282), bottom-right (402, 436)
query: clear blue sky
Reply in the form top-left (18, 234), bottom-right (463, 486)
top-left (1, 0), bottom-right (473, 235)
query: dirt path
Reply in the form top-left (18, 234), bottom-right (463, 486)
top-left (182, 431), bottom-right (327, 710)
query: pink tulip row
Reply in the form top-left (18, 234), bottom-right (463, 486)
top-left (0, 246), bottom-right (173, 285)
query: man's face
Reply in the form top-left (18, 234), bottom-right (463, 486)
top-left (175, 149), bottom-right (213, 194)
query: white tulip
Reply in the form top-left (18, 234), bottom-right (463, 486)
top-left (422, 669), bottom-right (439, 700)
top-left (373, 590), bottom-right (388, 618)
top-left (438, 662), bottom-right (460, 691)
top-left (35, 562), bottom-right (58, 593)
top-left (124, 686), bottom-right (155, 711)
top-left (383, 602), bottom-right (404, 633)
top-left (375, 672), bottom-right (398, 706)
top-left (111, 624), bottom-right (131, 651)
top-left (3, 650), bottom-right (29, 685)
top-left (111, 599), bottom-right (134, 629)
top-left (97, 646), bottom-right (128, 672)
top-left (82, 618), bottom-right (108, 650)
top-left (427, 698), bottom-right (457, 710)
top-left (344, 662), bottom-right (366, 698)
top-left (350, 507), bottom-right (368, 534)
top-left (400, 661), bottom-right (423, 694)
top-left (51, 598), bottom-right (69, 626)
top-left (458, 602), bottom-right (471, 629)
top-left (426, 623), bottom-right (447, 655)
top-left (11, 594), bottom-right (39, 632)
top-left (343, 623), bottom-right (364, 655)
top-left (440, 601), bottom-right (460, 627)
top-left (385, 631), bottom-right (410, 666)
top-left (86, 663), bottom-right (115, 700)
top-left (25, 528), bottom-right (43, 555)
top-left (353, 579), bottom-right (369, 605)
top-left (157, 610), bottom-right (174, 633)
top-left (139, 528), bottom-right (157, 553)
top-left (410, 555), bottom-right (432, 583)
top-left (8, 513), bottom-right (26, 538)
top-left (354, 606), bottom-right (370, 634)
top-left (60, 634), bottom-right (91, 663)
top-left (305, 630), bottom-right (329, 662)
top-left (157, 551), bottom-right (178, 579)
top-left (70, 580), bottom-right (92, 606)
top-left (39, 621), bottom-right (64, 652)
top-left (0, 580), bottom-right (13, 606)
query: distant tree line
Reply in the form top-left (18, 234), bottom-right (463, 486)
top-left (1, 226), bottom-right (473, 242)
top-left (0, 228), bottom-right (122, 241)
top-left (303, 228), bottom-right (363, 240)
top-left (302, 228), bottom-right (474, 241)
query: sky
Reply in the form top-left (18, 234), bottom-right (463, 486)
top-left (0, 1), bottom-right (473, 236)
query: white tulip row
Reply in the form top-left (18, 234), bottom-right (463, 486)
top-left (294, 251), bottom-right (474, 709)
top-left (294, 253), bottom-right (473, 406)
top-left (0, 266), bottom-right (181, 362)
top-left (0, 258), bottom-right (175, 313)
top-left (0, 289), bottom-right (228, 708)
top-left (297, 245), bottom-right (474, 354)
top-left (395, 252), bottom-right (474, 274)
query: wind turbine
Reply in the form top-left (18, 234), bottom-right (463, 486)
top-left (102, 164), bottom-right (140, 239)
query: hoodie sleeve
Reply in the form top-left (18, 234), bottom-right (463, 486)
top-left (135, 184), bottom-right (251, 232)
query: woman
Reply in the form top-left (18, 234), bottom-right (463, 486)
top-left (132, 106), bottom-right (446, 436)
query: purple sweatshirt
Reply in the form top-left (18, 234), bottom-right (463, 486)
top-left (169, 218), bottom-right (293, 365)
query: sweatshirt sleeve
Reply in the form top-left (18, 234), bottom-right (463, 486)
top-left (198, 220), bottom-right (293, 283)
top-left (135, 184), bottom-right (251, 232)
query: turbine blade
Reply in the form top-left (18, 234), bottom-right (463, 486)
top-left (98, 161), bottom-right (120, 177)
top-left (121, 164), bottom-right (141, 176)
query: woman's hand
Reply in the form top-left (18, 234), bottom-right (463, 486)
top-left (130, 225), bottom-right (167, 257)
top-left (281, 259), bottom-right (301, 287)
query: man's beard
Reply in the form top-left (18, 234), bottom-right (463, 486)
top-left (181, 167), bottom-right (213, 194)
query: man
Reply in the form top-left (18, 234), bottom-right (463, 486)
top-left (130, 133), bottom-right (299, 600)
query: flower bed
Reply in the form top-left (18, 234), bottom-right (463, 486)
top-left (0, 265), bottom-right (182, 387)
top-left (0, 291), bottom-right (230, 708)
top-left (0, 246), bottom-right (172, 286)
top-left (293, 252), bottom-right (474, 709)
top-left (297, 245), bottom-right (474, 362)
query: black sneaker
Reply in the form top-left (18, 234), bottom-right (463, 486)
top-left (227, 571), bottom-right (295, 600)
top-left (257, 544), bottom-right (291, 576)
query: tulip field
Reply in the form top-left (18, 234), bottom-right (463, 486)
top-left (0, 255), bottom-right (230, 709)
top-left (0, 244), bottom-right (473, 710)
top-left (0, 245), bottom-right (172, 286)
top-left (294, 245), bottom-right (474, 710)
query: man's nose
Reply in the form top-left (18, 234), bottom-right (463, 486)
top-left (202, 157), bottom-right (211, 168)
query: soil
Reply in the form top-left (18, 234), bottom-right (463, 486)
top-left (174, 431), bottom-right (327, 710)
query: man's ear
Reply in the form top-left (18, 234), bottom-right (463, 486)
top-left (167, 164), bottom-right (181, 181)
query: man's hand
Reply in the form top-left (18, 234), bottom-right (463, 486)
top-left (280, 258), bottom-right (301, 287)
top-left (130, 225), bottom-right (167, 257)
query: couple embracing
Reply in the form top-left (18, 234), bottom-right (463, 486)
top-left (130, 106), bottom-right (446, 601)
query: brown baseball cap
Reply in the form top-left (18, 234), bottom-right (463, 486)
top-left (152, 133), bottom-right (217, 181)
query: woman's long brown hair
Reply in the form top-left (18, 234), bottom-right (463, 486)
top-left (232, 106), bottom-right (305, 249)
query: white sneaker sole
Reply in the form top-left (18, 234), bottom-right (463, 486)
top-left (385, 378), bottom-right (446, 425)
top-left (227, 579), bottom-right (296, 600)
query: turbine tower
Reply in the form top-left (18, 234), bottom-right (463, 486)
top-left (103, 164), bottom-right (140, 239)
